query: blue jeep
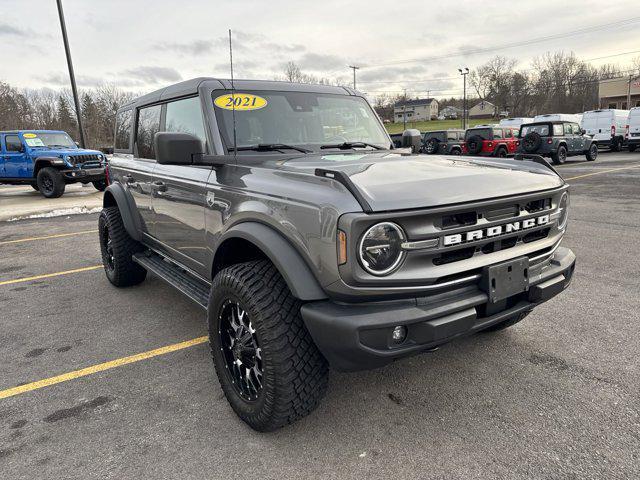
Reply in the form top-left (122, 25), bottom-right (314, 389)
top-left (0, 130), bottom-right (107, 198)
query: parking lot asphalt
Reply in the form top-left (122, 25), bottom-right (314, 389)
top-left (1, 152), bottom-right (639, 479)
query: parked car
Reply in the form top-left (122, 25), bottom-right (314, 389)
top-left (518, 121), bottom-right (598, 164)
top-left (499, 117), bottom-right (534, 129)
top-left (534, 113), bottom-right (583, 125)
top-left (100, 77), bottom-right (575, 431)
top-left (625, 107), bottom-right (640, 152)
top-left (422, 129), bottom-right (464, 155)
top-left (0, 130), bottom-right (107, 198)
top-left (462, 126), bottom-right (519, 157)
top-left (581, 109), bottom-right (629, 151)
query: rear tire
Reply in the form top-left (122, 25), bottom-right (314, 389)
top-left (483, 311), bottom-right (530, 332)
top-left (496, 147), bottom-right (507, 158)
top-left (92, 180), bottom-right (107, 192)
top-left (208, 260), bottom-right (329, 432)
top-left (586, 143), bottom-right (598, 161)
top-left (551, 145), bottom-right (567, 165)
top-left (450, 147), bottom-right (461, 155)
top-left (98, 206), bottom-right (147, 287)
top-left (36, 167), bottom-right (66, 198)
top-left (424, 138), bottom-right (439, 154)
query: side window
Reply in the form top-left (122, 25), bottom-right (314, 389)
top-left (136, 105), bottom-right (162, 160)
top-left (504, 129), bottom-right (513, 138)
top-left (553, 124), bottom-right (564, 136)
top-left (447, 131), bottom-right (456, 141)
top-left (165, 97), bottom-right (207, 147)
top-left (6, 135), bottom-right (23, 152)
top-left (493, 128), bottom-right (503, 139)
top-left (572, 123), bottom-right (582, 134)
top-left (115, 109), bottom-right (132, 150)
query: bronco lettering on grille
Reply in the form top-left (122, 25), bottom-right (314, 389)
top-left (443, 214), bottom-right (550, 246)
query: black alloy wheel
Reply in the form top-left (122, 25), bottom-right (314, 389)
top-left (218, 299), bottom-right (263, 402)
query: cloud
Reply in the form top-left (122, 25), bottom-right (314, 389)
top-left (0, 22), bottom-right (28, 37)
top-left (120, 66), bottom-right (183, 84)
top-left (159, 40), bottom-right (214, 56)
top-left (296, 52), bottom-right (345, 71)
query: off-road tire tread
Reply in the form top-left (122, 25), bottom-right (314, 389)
top-left (99, 206), bottom-right (146, 287)
top-left (93, 180), bottom-right (107, 191)
top-left (37, 167), bottom-right (65, 198)
top-left (483, 311), bottom-right (530, 332)
top-left (209, 260), bottom-right (328, 432)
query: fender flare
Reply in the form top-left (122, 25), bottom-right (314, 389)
top-left (215, 222), bottom-right (327, 301)
top-left (33, 156), bottom-right (65, 174)
top-left (103, 182), bottom-right (142, 241)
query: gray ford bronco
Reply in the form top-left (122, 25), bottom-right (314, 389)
top-left (100, 78), bottom-right (575, 431)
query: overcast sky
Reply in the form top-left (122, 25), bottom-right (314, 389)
top-left (3, 0), bottom-right (639, 99)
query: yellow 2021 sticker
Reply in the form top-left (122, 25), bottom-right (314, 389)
top-left (214, 93), bottom-right (267, 111)
top-left (23, 133), bottom-right (37, 138)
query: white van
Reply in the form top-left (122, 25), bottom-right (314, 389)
top-left (534, 113), bottom-right (583, 125)
top-left (499, 117), bottom-right (533, 129)
top-left (582, 109), bottom-right (630, 151)
top-left (626, 107), bottom-right (640, 152)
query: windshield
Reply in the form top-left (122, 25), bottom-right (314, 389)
top-left (520, 124), bottom-right (550, 137)
top-left (465, 128), bottom-right (492, 140)
top-left (23, 132), bottom-right (77, 149)
top-left (212, 90), bottom-right (390, 152)
top-left (424, 131), bottom-right (446, 142)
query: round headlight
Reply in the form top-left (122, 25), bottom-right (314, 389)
top-left (358, 222), bottom-right (406, 276)
top-left (558, 192), bottom-right (569, 230)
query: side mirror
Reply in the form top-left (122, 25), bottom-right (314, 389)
top-left (154, 132), bottom-right (204, 165)
top-left (581, 129), bottom-right (586, 135)
top-left (401, 129), bottom-right (422, 153)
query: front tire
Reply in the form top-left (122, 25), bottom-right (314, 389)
top-left (586, 143), bottom-right (598, 161)
top-left (98, 207), bottom-right (147, 287)
top-left (36, 167), bottom-right (66, 198)
top-left (208, 260), bottom-right (329, 432)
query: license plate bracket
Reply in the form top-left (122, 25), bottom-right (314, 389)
top-left (481, 257), bottom-right (529, 303)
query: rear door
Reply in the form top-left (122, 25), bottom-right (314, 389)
top-left (3, 134), bottom-right (28, 177)
top-left (152, 96), bottom-right (212, 273)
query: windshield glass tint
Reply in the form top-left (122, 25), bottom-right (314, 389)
top-left (521, 124), bottom-right (550, 136)
top-left (24, 132), bottom-right (77, 148)
top-left (465, 128), bottom-right (491, 140)
top-left (424, 132), bottom-right (446, 142)
top-left (212, 91), bottom-right (389, 151)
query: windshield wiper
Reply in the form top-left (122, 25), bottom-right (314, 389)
top-left (320, 141), bottom-right (384, 150)
top-left (228, 143), bottom-right (311, 153)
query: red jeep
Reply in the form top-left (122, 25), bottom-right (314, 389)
top-left (462, 125), bottom-right (519, 157)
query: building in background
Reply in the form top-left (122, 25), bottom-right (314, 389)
top-left (468, 100), bottom-right (497, 119)
top-left (440, 105), bottom-right (462, 119)
top-left (393, 98), bottom-right (439, 123)
top-left (599, 76), bottom-right (640, 109)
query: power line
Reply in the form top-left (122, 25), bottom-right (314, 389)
top-left (361, 17), bottom-right (640, 68)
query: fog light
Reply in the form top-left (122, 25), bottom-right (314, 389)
top-left (391, 325), bottom-right (407, 344)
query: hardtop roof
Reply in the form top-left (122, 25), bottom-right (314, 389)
top-left (118, 77), bottom-right (358, 111)
top-left (0, 129), bottom-right (69, 134)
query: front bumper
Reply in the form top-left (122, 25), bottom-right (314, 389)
top-left (302, 247), bottom-right (575, 372)
top-left (62, 167), bottom-right (106, 183)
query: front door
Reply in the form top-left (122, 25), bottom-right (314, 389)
top-left (3, 134), bottom-right (28, 177)
top-left (151, 96), bottom-right (211, 274)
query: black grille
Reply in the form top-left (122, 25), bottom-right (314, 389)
top-left (69, 154), bottom-right (101, 165)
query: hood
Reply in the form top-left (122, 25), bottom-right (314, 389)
top-left (273, 152), bottom-right (564, 212)
top-left (30, 147), bottom-right (103, 157)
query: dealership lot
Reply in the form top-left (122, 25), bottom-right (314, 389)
top-left (1, 153), bottom-right (639, 479)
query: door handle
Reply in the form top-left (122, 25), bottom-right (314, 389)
top-left (152, 181), bottom-right (167, 193)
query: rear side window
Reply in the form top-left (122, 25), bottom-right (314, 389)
top-left (136, 105), bottom-right (162, 160)
top-left (5, 135), bottom-right (22, 152)
top-left (165, 97), bottom-right (207, 147)
top-left (447, 131), bottom-right (457, 141)
top-left (504, 129), bottom-right (513, 138)
top-left (493, 128), bottom-right (503, 139)
top-left (425, 132), bottom-right (446, 142)
top-left (554, 124), bottom-right (564, 136)
top-left (466, 128), bottom-right (492, 140)
top-left (521, 125), bottom-right (550, 136)
top-left (115, 110), bottom-right (132, 150)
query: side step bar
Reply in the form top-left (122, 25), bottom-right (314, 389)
top-left (133, 252), bottom-right (210, 310)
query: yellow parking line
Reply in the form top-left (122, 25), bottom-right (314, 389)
top-left (0, 336), bottom-right (209, 400)
top-left (564, 164), bottom-right (640, 181)
top-left (0, 265), bottom-right (102, 286)
top-left (0, 230), bottom-right (97, 246)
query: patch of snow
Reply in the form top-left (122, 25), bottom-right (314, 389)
top-left (7, 206), bottom-right (103, 221)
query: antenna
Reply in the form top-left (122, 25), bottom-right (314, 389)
top-left (229, 28), bottom-right (237, 162)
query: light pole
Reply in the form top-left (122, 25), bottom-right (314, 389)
top-left (56, 0), bottom-right (86, 148)
top-left (458, 67), bottom-right (469, 130)
top-left (348, 65), bottom-right (360, 90)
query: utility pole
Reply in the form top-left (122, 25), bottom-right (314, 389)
top-left (458, 68), bottom-right (469, 130)
top-left (403, 88), bottom-right (407, 131)
top-left (348, 65), bottom-right (360, 90)
top-left (56, 0), bottom-right (86, 148)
